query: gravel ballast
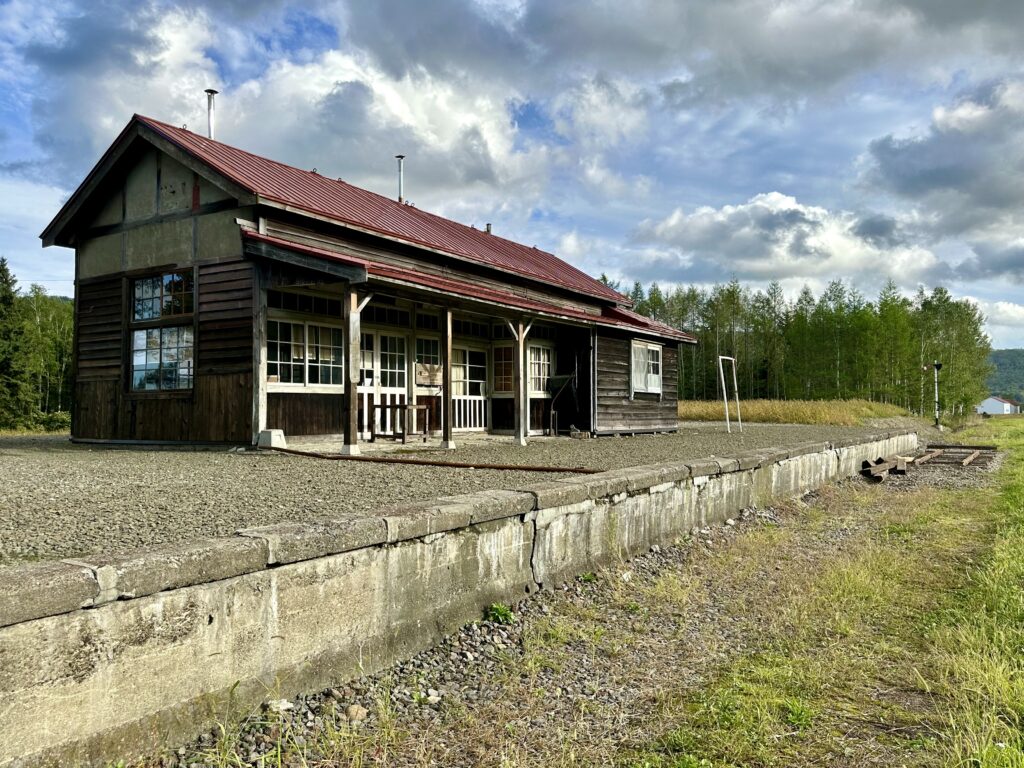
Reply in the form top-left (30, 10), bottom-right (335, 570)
top-left (0, 422), bottom-right (912, 566)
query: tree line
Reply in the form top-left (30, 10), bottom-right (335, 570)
top-left (606, 276), bottom-right (992, 418)
top-left (0, 258), bottom-right (73, 430)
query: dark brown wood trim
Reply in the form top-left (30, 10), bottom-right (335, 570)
top-left (81, 199), bottom-right (238, 240)
top-left (243, 238), bottom-right (368, 283)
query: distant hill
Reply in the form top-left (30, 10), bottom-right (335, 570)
top-left (988, 349), bottom-right (1024, 403)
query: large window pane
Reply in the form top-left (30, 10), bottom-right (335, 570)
top-left (133, 272), bottom-right (194, 321)
top-left (267, 320), bottom-right (306, 384)
top-left (130, 326), bottom-right (193, 391)
top-left (529, 346), bottom-right (552, 393)
top-left (307, 324), bottom-right (343, 385)
top-left (493, 346), bottom-right (513, 393)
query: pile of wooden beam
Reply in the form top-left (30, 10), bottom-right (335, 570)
top-left (860, 443), bottom-right (996, 482)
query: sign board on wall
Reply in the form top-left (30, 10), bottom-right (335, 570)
top-left (416, 363), bottom-right (442, 386)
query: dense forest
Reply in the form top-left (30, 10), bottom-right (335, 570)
top-left (609, 276), bottom-right (992, 419)
top-left (0, 258), bottom-right (73, 430)
top-left (988, 349), bottom-right (1024, 403)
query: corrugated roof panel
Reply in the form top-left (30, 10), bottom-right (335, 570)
top-left (242, 230), bottom-right (695, 342)
top-left (137, 115), bottom-right (627, 305)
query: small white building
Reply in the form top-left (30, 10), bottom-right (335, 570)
top-left (976, 396), bottom-right (1021, 415)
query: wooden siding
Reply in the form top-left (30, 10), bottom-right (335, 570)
top-left (72, 261), bottom-right (254, 443)
top-left (76, 277), bottom-right (123, 381)
top-left (594, 332), bottom-right (678, 434)
top-left (197, 260), bottom-right (254, 374)
top-left (267, 393), bottom-right (344, 435)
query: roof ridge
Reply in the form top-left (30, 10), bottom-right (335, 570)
top-left (133, 114), bottom-right (627, 305)
top-left (137, 113), bottom-right (341, 187)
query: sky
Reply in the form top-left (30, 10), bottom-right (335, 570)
top-left (1, 0), bottom-right (1023, 348)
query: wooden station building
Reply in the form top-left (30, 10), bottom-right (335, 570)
top-left (42, 115), bottom-right (695, 450)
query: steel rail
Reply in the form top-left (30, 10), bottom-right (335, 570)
top-left (264, 445), bottom-right (601, 474)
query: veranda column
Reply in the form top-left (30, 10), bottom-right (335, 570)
top-left (341, 287), bottom-right (361, 455)
top-left (513, 319), bottom-right (527, 447)
top-left (441, 307), bottom-right (456, 450)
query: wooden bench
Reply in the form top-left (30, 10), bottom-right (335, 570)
top-left (369, 403), bottom-right (430, 444)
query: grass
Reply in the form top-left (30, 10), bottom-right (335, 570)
top-left (628, 418), bottom-right (1024, 768)
top-left (677, 398), bottom-right (911, 426)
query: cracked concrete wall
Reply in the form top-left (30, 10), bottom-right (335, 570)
top-left (0, 430), bottom-right (917, 767)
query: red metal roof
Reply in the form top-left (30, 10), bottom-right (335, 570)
top-left (136, 115), bottom-right (627, 305)
top-left (243, 231), bottom-right (696, 343)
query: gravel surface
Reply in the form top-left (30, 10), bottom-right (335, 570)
top-left (0, 422), bottom-right (915, 566)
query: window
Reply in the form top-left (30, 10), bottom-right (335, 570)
top-left (131, 327), bottom-right (194, 391)
top-left (416, 312), bottom-right (440, 331)
top-left (133, 272), bottom-right (194, 320)
top-left (267, 320), bottom-right (344, 387)
top-left (379, 335), bottom-right (406, 388)
top-left (267, 290), bottom-right (341, 317)
top-left (130, 271), bottom-right (195, 391)
top-left (360, 333), bottom-right (375, 386)
top-left (631, 341), bottom-right (663, 395)
top-left (529, 345), bottom-right (553, 394)
top-left (415, 337), bottom-right (441, 387)
top-left (453, 318), bottom-right (490, 339)
top-left (363, 305), bottom-right (410, 327)
top-left (493, 346), bottom-right (514, 394)
top-left (452, 348), bottom-right (487, 396)
top-left (307, 325), bottom-right (344, 385)
top-left (416, 337), bottom-right (440, 366)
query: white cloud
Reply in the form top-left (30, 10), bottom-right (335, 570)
top-left (635, 191), bottom-right (945, 287)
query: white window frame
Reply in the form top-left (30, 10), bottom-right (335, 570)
top-left (266, 313), bottom-right (345, 394)
top-left (492, 343), bottom-right (514, 397)
top-left (631, 340), bottom-right (663, 396)
top-left (528, 344), bottom-right (554, 397)
top-left (451, 346), bottom-right (488, 397)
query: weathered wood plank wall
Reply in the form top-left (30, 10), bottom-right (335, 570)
top-left (72, 261), bottom-right (254, 442)
top-left (594, 332), bottom-right (678, 434)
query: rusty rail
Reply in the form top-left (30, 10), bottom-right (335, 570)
top-left (264, 445), bottom-right (601, 474)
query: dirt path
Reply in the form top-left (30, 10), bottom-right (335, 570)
top-left (151, 455), bottom-right (1000, 768)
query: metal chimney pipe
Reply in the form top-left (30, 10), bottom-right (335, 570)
top-left (204, 88), bottom-right (218, 140)
top-left (486, 223), bottom-right (492, 234)
top-left (395, 154), bottom-right (406, 202)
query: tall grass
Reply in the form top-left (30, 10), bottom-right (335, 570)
top-left (931, 420), bottom-right (1024, 766)
top-left (677, 398), bottom-right (910, 426)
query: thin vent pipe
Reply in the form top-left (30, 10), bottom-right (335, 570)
top-left (204, 88), bottom-right (218, 139)
top-left (395, 154), bottom-right (405, 202)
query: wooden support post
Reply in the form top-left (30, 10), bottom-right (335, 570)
top-left (251, 265), bottom-right (268, 446)
top-left (341, 287), bottom-right (361, 456)
top-left (512, 319), bottom-right (528, 447)
top-left (441, 307), bottom-right (456, 450)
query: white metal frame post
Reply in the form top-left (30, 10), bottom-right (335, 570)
top-left (717, 355), bottom-right (742, 434)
